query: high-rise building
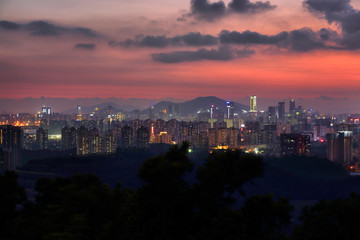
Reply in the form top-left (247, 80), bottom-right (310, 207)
top-left (88, 128), bottom-right (102, 154)
top-left (280, 134), bottom-right (310, 156)
top-left (155, 132), bottom-right (172, 144)
top-left (61, 126), bottom-right (77, 150)
top-left (250, 96), bottom-right (257, 112)
top-left (208, 128), bottom-right (217, 147)
top-left (217, 128), bottom-right (228, 147)
top-left (210, 105), bottom-right (214, 119)
top-left (277, 101), bottom-right (285, 122)
top-left (289, 99), bottom-right (295, 112)
top-left (136, 126), bottom-right (150, 149)
top-left (326, 131), bottom-right (353, 163)
top-left (263, 124), bottom-right (277, 146)
top-left (0, 125), bottom-right (22, 171)
top-left (36, 127), bottom-right (48, 150)
top-left (149, 106), bottom-right (155, 121)
top-left (77, 105), bottom-right (82, 121)
top-left (226, 101), bottom-right (234, 119)
top-left (103, 130), bottom-right (116, 154)
top-left (121, 125), bottom-right (133, 148)
top-left (228, 128), bottom-right (239, 148)
top-left (76, 126), bottom-right (88, 155)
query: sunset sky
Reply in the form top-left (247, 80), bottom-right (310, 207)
top-left (1, 0), bottom-right (360, 112)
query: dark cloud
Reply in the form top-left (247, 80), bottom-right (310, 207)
top-left (71, 27), bottom-right (98, 37)
top-left (317, 95), bottom-right (348, 100)
top-left (341, 31), bottom-right (360, 49)
top-left (189, 0), bottom-right (275, 21)
top-left (304, 0), bottom-right (360, 33)
top-left (289, 28), bottom-right (326, 51)
top-left (110, 32), bottom-right (218, 48)
top-left (180, 32), bottom-right (219, 46)
top-left (0, 20), bottom-right (20, 30)
top-left (219, 28), bottom-right (339, 52)
top-left (26, 21), bottom-right (62, 36)
top-left (219, 30), bottom-right (288, 45)
top-left (112, 27), bottom-right (344, 53)
top-left (0, 20), bottom-right (99, 37)
top-left (74, 43), bottom-right (96, 50)
top-left (228, 0), bottom-right (276, 13)
top-left (151, 45), bottom-right (254, 63)
top-left (190, 0), bottom-right (227, 21)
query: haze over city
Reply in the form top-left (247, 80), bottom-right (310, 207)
top-left (2, 0), bottom-right (360, 113)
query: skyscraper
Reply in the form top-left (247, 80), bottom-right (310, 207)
top-left (0, 125), bottom-right (22, 171)
top-left (226, 101), bottom-right (234, 119)
top-left (289, 99), bottom-right (295, 112)
top-left (250, 96), bottom-right (257, 112)
top-left (76, 105), bottom-right (82, 121)
top-left (136, 126), bottom-right (150, 149)
top-left (278, 101), bottom-right (285, 122)
top-left (36, 127), bottom-right (48, 150)
top-left (61, 126), bottom-right (77, 150)
top-left (326, 131), bottom-right (353, 163)
top-left (149, 105), bottom-right (155, 121)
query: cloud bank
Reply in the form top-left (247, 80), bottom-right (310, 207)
top-left (151, 45), bottom-right (254, 63)
top-left (0, 20), bottom-right (99, 37)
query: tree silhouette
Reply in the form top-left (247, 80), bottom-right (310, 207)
top-left (292, 192), bottom-right (360, 240)
top-left (1, 143), bottom-right (294, 240)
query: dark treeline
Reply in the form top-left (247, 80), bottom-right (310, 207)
top-left (1, 144), bottom-right (360, 239)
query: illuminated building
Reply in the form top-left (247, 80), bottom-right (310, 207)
top-left (88, 128), bottom-right (102, 154)
top-left (195, 131), bottom-right (208, 148)
top-left (225, 119), bottom-right (233, 128)
top-left (263, 124), bottom-right (277, 146)
top-left (61, 126), bottom-right (77, 150)
top-left (208, 128), bottom-right (217, 147)
top-left (36, 127), bottom-right (48, 150)
top-left (121, 125), bottom-right (133, 148)
top-left (226, 101), bottom-right (234, 119)
top-left (208, 119), bottom-right (217, 128)
top-left (155, 119), bottom-right (166, 135)
top-left (228, 128), bottom-right (239, 148)
top-left (210, 105), bottom-right (214, 119)
top-left (243, 121), bottom-right (261, 145)
top-left (103, 130), bottom-right (116, 154)
top-left (136, 126), bottom-right (150, 149)
top-left (76, 105), bottom-right (82, 121)
top-left (267, 106), bottom-right (277, 124)
top-left (313, 125), bottom-right (329, 141)
top-left (0, 125), bottom-right (22, 171)
top-left (155, 132), bottom-right (172, 144)
top-left (41, 106), bottom-right (51, 115)
top-left (326, 131), bottom-right (353, 163)
top-left (76, 126), bottom-right (88, 155)
top-left (250, 96), bottom-right (257, 113)
top-left (116, 113), bottom-right (126, 121)
top-left (289, 99), bottom-right (295, 112)
top-left (42, 106), bottom-right (47, 114)
top-left (217, 128), bottom-right (228, 146)
top-left (280, 134), bottom-right (310, 156)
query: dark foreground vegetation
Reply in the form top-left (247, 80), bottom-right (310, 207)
top-left (2, 143), bottom-right (360, 239)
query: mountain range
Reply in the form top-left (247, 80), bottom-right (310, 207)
top-left (0, 96), bottom-right (249, 117)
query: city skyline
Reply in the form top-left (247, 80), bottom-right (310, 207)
top-left (2, 0), bottom-right (360, 112)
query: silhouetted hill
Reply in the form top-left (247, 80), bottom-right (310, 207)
top-left (143, 96), bottom-right (249, 117)
top-left (0, 97), bottom-right (184, 113)
top-left (17, 151), bottom-right (360, 202)
top-left (63, 102), bottom-right (138, 114)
